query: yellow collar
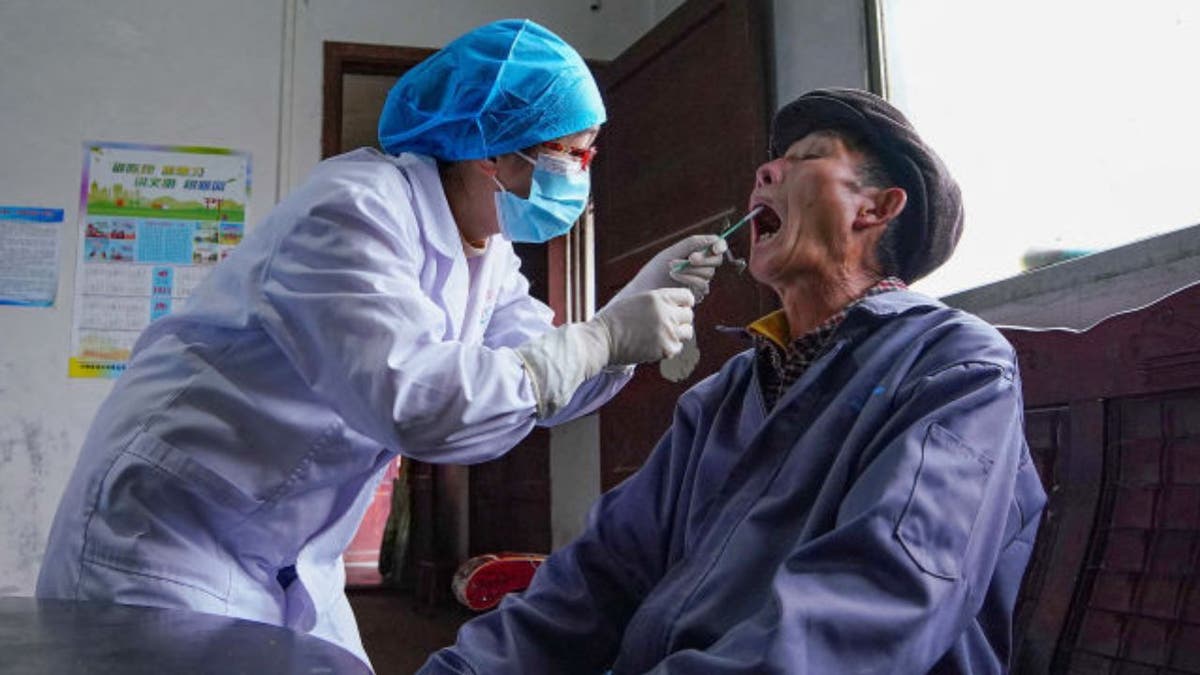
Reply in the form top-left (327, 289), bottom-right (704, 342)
top-left (746, 310), bottom-right (790, 349)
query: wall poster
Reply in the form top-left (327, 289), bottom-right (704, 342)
top-left (0, 206), bottom-right (63, 307)
top-left (69, 142), bottom-right (251, 378)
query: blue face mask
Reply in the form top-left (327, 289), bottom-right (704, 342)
top-left (493, 150), bottom-right (590, 243)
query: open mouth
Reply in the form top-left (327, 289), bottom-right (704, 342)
top-left (753, 205), bottom-right (783, 244)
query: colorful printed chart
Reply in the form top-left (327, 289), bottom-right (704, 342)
top-left (69, 142), bottom-right (250, 378)
top-left (0, 206), bottom-right (63, 307)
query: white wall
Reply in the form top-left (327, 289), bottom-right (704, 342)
top-left (771, 0), bottom-right (870, 106)
top-left (0, 0), bottom-right (286, 597)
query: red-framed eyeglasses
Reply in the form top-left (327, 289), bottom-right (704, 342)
top-left (541, 141), bottom-right (598, 170)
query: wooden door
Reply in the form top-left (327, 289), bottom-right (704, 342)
top-left (593, 0), bottom-right (772, 489)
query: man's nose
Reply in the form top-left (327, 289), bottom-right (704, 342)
top-left (755, 158), bottom-right (783, 188)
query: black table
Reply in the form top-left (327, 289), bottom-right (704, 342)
top-left (0, 597), bottom-right (371, 674)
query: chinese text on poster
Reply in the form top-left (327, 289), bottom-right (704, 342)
top-left (70, 142), bottom-right (251, 378)
top-left (0, 206), bottom-right (63, 307)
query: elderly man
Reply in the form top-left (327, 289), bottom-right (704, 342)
top-left (420, 88), bottom-right (1047, 674)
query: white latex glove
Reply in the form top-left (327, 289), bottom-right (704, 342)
top-left (596, 287), bottom-right (695, 365)
top-left (660, 336), bottom-right (701, 383)
top-left (514, 288), bottom-right (695, 418)
top-left (615, 235), bottom-right (728, 304)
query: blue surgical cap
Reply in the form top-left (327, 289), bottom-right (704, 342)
top-left (378, 19), bottom-right (606, 161)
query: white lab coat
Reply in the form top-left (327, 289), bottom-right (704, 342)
top-left (36, 149), bottom-right (632, 668)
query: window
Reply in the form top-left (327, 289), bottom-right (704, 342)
top-left (876, 1), bottom-right (1200, 297)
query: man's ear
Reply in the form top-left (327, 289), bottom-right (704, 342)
top-left (853, 186), bottom-right (907, 231)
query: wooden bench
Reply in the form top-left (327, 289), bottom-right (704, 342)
top-left (1004, 281), bottom-right (1200, 673)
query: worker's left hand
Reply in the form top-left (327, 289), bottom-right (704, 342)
top-left (618, 234), bottom-right (728, 303)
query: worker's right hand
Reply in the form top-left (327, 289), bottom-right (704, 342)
top-left (614, 235), bottom-right (727, 304)
top-left (594, 288), bottom-right (695, 365)
top-left (513, 288), bottom-right (694, 419)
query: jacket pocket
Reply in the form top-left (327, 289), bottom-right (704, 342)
top-left (80, 432), bottom-right (243, 603)
top-left (77, 556), bottom-right (230, 614)
top-left (896, 423), bottom-right (994, 580)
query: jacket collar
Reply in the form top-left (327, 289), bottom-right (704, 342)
top-left (388, 152), bottom-right (463, 261)
top-left (744, 283), bottom-right (935, 339)
top-left (850, 288), bottom-right (944, 319)
top-left (729, 288), bottom-right (943, 343)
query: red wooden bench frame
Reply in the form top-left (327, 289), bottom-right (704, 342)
top-left (1004, 281), bottom-right (1200, 672)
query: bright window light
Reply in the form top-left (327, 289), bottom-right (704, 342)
top-left (880, 1), bottom-right (1200, 297)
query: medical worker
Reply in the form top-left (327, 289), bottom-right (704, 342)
top-left (37, 19), bottom-right (725, 668)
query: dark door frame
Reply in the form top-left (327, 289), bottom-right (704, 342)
top-left (321, 41), bottom-right (437, 160)
top-left (322, 40), bottom-right (591, 597)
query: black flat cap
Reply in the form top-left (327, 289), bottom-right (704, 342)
top-left (771, 88), bottom-right (963, 282)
